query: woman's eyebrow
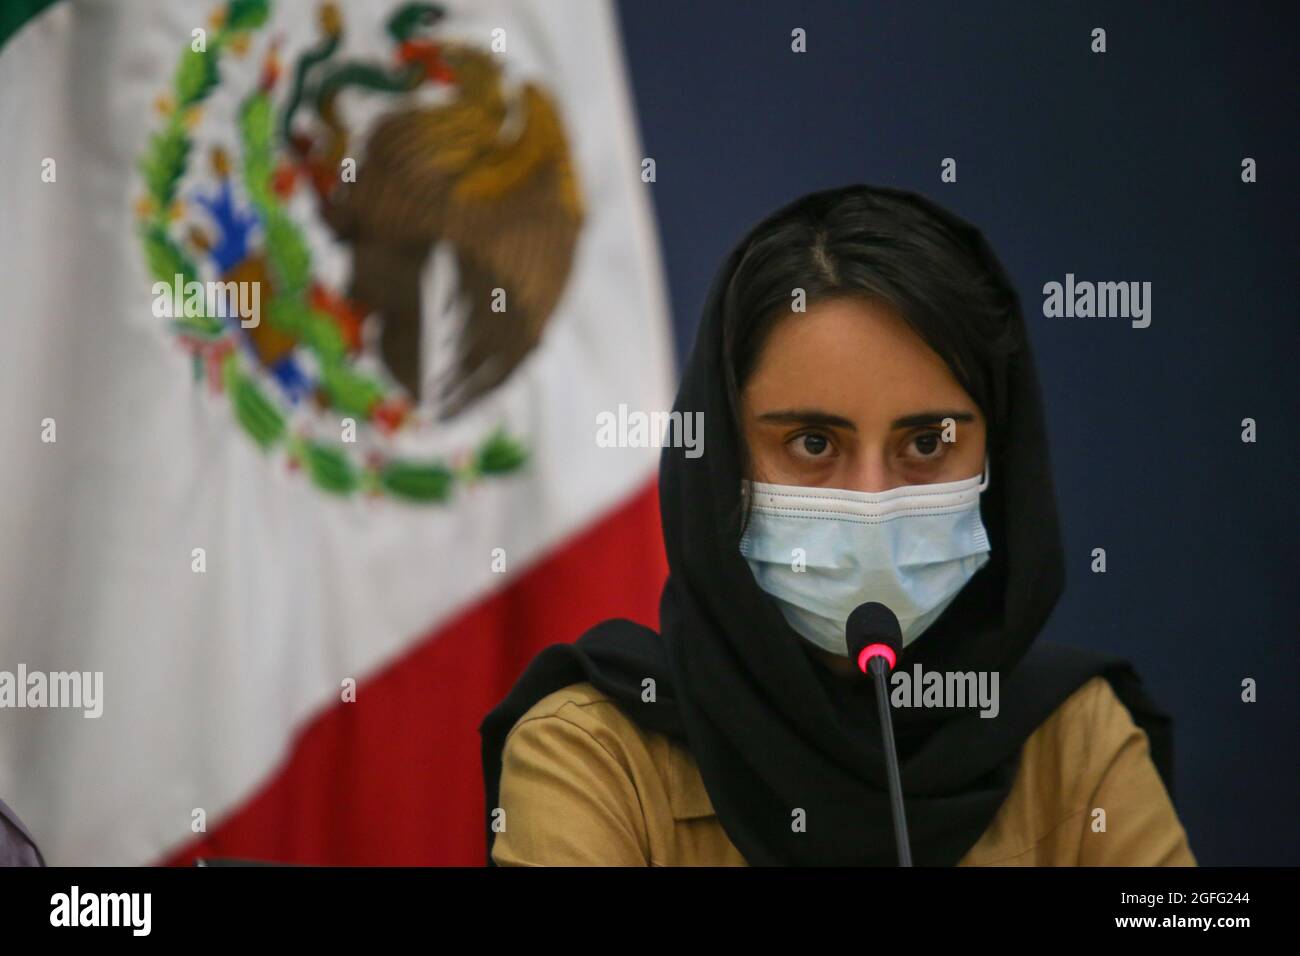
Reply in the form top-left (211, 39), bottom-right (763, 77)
top-left (754, 409), bottom-right (856, 430)
top-left (754, 409), bottom-right (977, 430)
top-left (889, 410), bottom-right (976, 429)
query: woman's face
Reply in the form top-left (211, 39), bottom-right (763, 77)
top-left (739, 296), bottom-right (986, 492)
top-left (738, 295), bottom-right (988, 679)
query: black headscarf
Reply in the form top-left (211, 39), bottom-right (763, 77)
top-left (480, 183), bottom-right (1177, 866)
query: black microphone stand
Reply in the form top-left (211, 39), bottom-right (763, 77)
top-left (869, 655), bottom-right (912, 866)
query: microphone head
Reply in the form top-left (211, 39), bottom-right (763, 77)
top-left (846, 602), bottom-right (903, 675)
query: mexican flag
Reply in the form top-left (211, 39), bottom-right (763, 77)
top-left (0, 0), bottom-right (674, 865)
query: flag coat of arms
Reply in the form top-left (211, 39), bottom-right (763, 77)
top-left (0, 0), bottom-right (675, 865)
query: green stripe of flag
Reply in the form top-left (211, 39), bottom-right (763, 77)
top-left (0, 0), bottom-right (63, 56)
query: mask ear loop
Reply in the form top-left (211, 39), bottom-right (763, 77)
top-left (978, 457), bottom-right (991, 492)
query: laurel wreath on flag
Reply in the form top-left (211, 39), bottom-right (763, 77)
top-left (135, 0), bottom-right (529, 503)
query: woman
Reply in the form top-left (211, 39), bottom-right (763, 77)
top-left (479, 184), bottom-right (1196, 866)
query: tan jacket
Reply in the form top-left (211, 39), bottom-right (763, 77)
top-left (491, 675), bottom-right (1197, 866)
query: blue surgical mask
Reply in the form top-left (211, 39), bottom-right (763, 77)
top-left (738, 463), bottom-right (991, 655)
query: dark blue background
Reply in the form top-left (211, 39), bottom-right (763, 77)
top-left (615, 0), bottom-right (1299, 866)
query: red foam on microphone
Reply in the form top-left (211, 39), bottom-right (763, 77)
top-left (857, 642), bottom-right (897, 674)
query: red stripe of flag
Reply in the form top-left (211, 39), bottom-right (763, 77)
top-left (160, 479), bottom-right (666, 866)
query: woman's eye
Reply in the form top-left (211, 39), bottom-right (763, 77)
top-left (910, 431), bottom-right (943, 457)
top-left (789, 432), bottom-right (833, 460)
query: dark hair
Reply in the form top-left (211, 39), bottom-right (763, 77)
top-left (721, 189), bottom-right (1020, 535)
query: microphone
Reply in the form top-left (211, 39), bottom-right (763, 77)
top-left (845, 602), bottom-right (912, 867)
